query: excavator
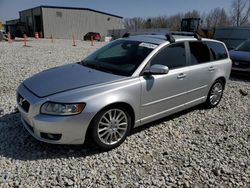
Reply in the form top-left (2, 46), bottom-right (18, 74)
top-left (0, 21), bottom-right (5, 41)
top-left (180, 18), bottom-right (215, 38)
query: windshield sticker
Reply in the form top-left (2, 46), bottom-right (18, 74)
top-left (139, 43), bottom-right (158, 49)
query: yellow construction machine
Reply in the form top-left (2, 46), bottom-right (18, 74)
top-left (181, 18), bottom-right (215, 38)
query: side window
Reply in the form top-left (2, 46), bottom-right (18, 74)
top-left (206, 41), bottom-right (228, 60)
top-left (150, 42), bottom-right (186, 69)
top-left (189, 41), bottom-right (210, 65)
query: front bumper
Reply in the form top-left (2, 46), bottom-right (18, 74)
top-left (17, 84), bottom-right (94, 144)
top-left (231, 67), bottom-right (250, 72)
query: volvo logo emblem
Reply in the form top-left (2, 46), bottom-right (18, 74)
top-left (19, 97), bottom-right (26, 106)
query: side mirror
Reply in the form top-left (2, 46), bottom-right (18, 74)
top-left (144, 64), bottom-right (169, 75)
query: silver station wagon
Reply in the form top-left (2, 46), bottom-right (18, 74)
top-left (17, 33), bottom-right (232, 149)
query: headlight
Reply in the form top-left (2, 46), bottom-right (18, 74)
top-left (40, 102), bottom-right (85, 116)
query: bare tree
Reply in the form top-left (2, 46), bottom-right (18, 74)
top-left (151, 16), bottom-right (169, 28)
top-left (168, 14), bottom-right (183, 31)
top-left (145, 18), bottom-right (152, 28)
top-left (123, 6), bottom-right (236, 31)
top-left (184, 10), bottom-right (200, 18)
top-left (231, 0), bottom-right (250, 26)
top-left (123, 17), bottom-right (145, 31)
top-left (206, 8), bottom-right (229, 29)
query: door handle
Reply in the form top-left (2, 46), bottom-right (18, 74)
top-left (208, 66), bottom-right (215, 71)
top-left (177, 73), bottom-right (186, 79)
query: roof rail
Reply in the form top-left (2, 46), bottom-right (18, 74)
top-left (193, 33), bottom-right (202, 40)
top-left (165, 33), bottom-right (175, 43)
top-left (170, 32), bottom-right (201, 40)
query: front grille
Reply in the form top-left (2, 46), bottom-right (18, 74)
top-left (232, 61), bottom-right (250, 69)
top-left (17, 93), bottom-right (30, 112)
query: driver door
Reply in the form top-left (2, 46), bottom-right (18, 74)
top-left (140, 42), bottom-right (189, 124)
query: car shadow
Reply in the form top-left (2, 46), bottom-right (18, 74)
top-left (130, 104), bottom-right (204, 135)
top-left (0, 105), bottom-right (203, 161)
top-left (230, 72), bottom-right (250, 82)
top-left (0, 112), bottom-right (103, 161)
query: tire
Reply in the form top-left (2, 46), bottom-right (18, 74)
top-left (0, 32), bottom-right (3, 41)
top-left (205, 79), bottom-right (225, 108)
top-left (91, 107), bottom-right (131, 150)
top-left (11, 34), bottom-right (15, 40)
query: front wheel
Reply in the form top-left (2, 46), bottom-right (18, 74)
top-left (91, 108), bottom-right (131, 150)
top-left (205, 79), bottom-right (224, 108)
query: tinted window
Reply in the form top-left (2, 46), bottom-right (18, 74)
top-left (81, 40), bottom-right (155, 76)
top-left (236, 40), bottom-right (250, 52)
top-left (206, 41), bottom-right (228, 60)
top-left (189, 41), bottom-right (210, 65)
top-left (151, 42), bottom-right (186, 69)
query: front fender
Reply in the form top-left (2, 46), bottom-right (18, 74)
top-left (47, 77), bottom-right (142, 126)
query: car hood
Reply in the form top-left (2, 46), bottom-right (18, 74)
top-left (23, 63), bottom-right (125, 98)
top-left (229, 50), bottom-right (250, 62)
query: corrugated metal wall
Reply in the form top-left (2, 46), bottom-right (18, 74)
top-left (42, 7), bottom-right (124, 39)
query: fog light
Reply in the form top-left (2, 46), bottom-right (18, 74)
top-left (40, 133), bottom-right (62, 141)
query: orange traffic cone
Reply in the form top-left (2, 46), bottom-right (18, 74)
top-left (23, 34), bottom-right (27, 47)
top-left (50, 34), bottom-right (53, 43)
top-left (72, 34), bottom-right (76, 46)
top-left (35, 32), bottom-right (39, 39)
top-left (91, 36), bottom-right (94, 46)
top-left (7, 32), bottom-right (12, 43)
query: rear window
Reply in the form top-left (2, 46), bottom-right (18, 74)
top-left (206, 41), bottom-right (228, 60)
top-left (189, 41), bottom-right (210, 65)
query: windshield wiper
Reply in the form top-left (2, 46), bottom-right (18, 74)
top-left (80, 61), bottom-right (114, 74)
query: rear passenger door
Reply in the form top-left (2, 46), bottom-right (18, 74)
top-left (185, 41), bottom-right (216, 106)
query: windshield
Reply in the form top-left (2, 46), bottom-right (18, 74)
top-left (80, 40), bottom-right (156, 76)
top-left (235, 40), bottom-right (250, 52)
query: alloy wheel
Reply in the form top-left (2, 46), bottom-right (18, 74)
top-left (209, 82), bottom-right (223, 106)
top-left (97, 109), bottom-right (128, 145)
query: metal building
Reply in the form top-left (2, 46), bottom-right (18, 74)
top-left (19, 5), bottom-right (124, 39)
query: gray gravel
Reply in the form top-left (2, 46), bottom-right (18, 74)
top-left (0, 39), bottom-right (250, 187)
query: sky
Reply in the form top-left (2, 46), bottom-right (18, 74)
top-left (0, 0), bottom-right (232, 23)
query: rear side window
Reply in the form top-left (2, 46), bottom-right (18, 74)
top-left (189, 41), bottom-right (210, 65)
top-left (206, 41), bottom-right (228, 60)
top-left (151, 42), bottom-right (186, 69)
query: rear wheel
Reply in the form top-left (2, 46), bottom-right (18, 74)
top-left (91, 108), bottom-right (131, 150)
top-left (205, 79), bottom-right (224, 108)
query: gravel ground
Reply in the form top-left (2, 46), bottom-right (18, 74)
top-left (0, 39), bottom-right (250, 187)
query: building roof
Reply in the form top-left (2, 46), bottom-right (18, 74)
top-left (19, 5), bottom-right (123, 19)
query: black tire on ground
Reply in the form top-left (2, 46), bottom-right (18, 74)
top-left (205, 79), bottom-right (225, 108)
top-left (10, 34), bottom-right (15, 40)
top-left (0, 32), bottom-right (3, 41)
top-left (91, 107), bottom-right (132, 150)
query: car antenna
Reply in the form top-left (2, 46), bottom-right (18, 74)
top-left (165, 33), bottom-right (175, 43)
